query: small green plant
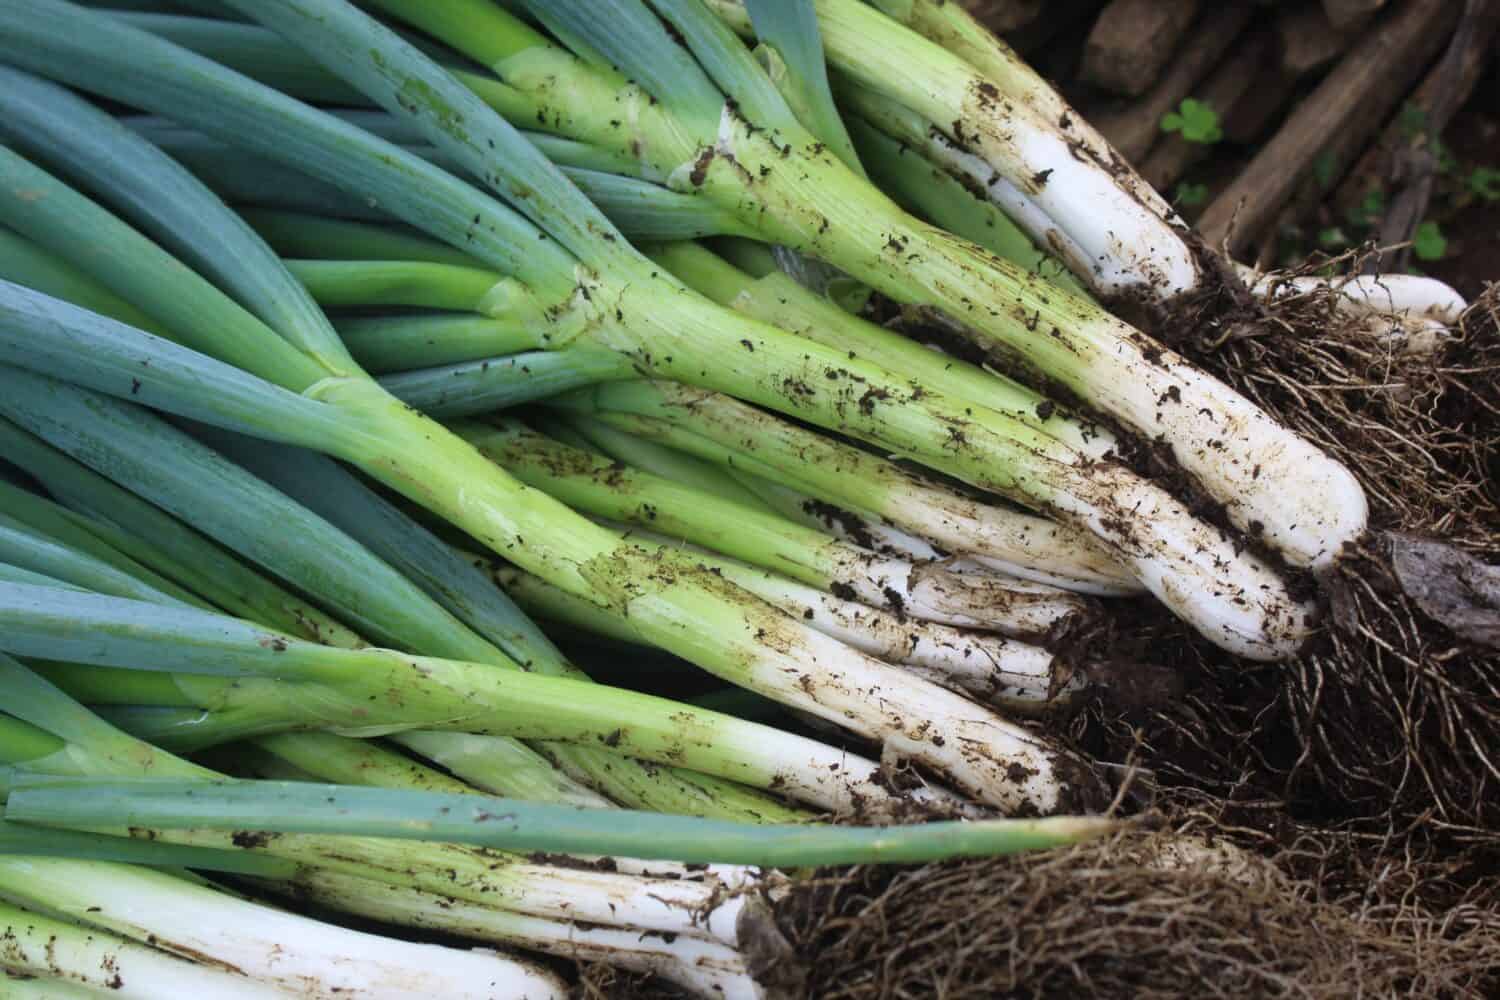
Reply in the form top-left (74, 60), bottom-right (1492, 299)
top-left (1468, 166), bottom-right (1500, 202)
top-left (1411, 220), bottom-right (1448, 261)
top-left (1173, 181), bottom-right (1208, 206)
top-left (1396, 101), bottom-right (1428, 139)
top-left (1161, 98), bottom-right (1221, 144)
top-left (1350, 187), bottom-right (1386, 226)
top-left (1312, 151), bottom-right (1340, 191)
top-left (1317, 226), bottom-right (1351, 251)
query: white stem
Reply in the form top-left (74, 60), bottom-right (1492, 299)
top-left (3, 970), bottom-right (117, 999)
top-left (262, 869), bottom-right (770, 1000)
top-left (0, 899), bottom-right (294, 1000)
top-left (0, 859), bottom-right (565, 999)
top-left (1048, 464), bottom-right (1317, 660)
top-left (737, 474), bottom-right (948, 561)
top-left (490, 863), bottom-right (755, 950)
top-left (1242, 266), bottom-right (1468, 355)
top-left (807, 0), bottom-right (1201, 299)
top-left (586, 521), bottom-right (1078, 711)
top-left (500, 543), bottom-right (1099, 810)
top-left (630, 588), bottom-right (1101, 812)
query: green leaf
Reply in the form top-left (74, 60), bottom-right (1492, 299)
top-left (744, 0), bottom-right (864, 176)
top-left (1412, 220), bottom-right (1448, 262)
top-left (1173, 182), bottom-right (1208, 206)
top-left (6, 777), bottom-right (1115, 866)
top-left (1349, 187), bottom-right (1386, 225)
top-left (1396, 101), bottom-right (1428, 139)
top-left (1317, 227), bottom-right (1350, 250)
top-left (1468, 166), bottom-right (1500, 201)
top-left (1312, 151), bottom-right (1340, 191)
top-left (1160, 98), bottom-right (1221, 145)
top-left (1429, 135), bottom-right (1457, 175)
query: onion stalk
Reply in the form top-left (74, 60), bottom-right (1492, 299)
top-left (0, 58), bottom-right (1098, 809)
top-left (0, 858), bottom-right (567, 999)
top-left (0, 16), bottom-right (1113, 810)
top-left (7, 776), bottom-right (1115, 868)
top-left (460, 417), bottom-right (1093, 635)
top-left (548, 380), bottom-right (1140, 596)
top-left (334, 0), bottom-right (1366, 572)
top-left (2, 586), bottom-right (945, 813)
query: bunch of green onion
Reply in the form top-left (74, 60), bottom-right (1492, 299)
top-left (0, 0), bottom-right (1453, 994)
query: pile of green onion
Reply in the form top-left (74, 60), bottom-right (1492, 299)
top-left (0, 0), bottom-right (1462, 995)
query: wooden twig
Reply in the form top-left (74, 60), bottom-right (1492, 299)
top-left (1092, 4), bottom-right (1255, 163)
top-left (1197, 0), bottom-right (1460, 257)
top-left (1275, 3), bottom-right (1370, 78)
top-left (1080, 0), bottom-right (1200, 97)
top-left (1363, 0), bottom-right (1500, 272)
top-left (1220, 67), bottom-right (1299, 145)
top-left (1322, 0), bottom-right (1390, 29)
top-left (1004, 0), bottom-right (1103, 57)
top-left (958, 0), bottom-right (1044, 33)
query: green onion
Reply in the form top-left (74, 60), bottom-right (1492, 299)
top-left (0, 857), bottom-right (568, 998)
top-left (486, 526), bottom-right (1084, 715)
top-left (3, 585), bottom-right (963, 812)
top-left (3, 2), bottom-right (1309, 662)
top-left (0, 900), bottom-right (304, 999)
top-left (0, 49), bottom-right (1109, 808)
top-left (7, 777), bottom-right (1114, 867)
top-left (549, 380), bottom-right (1140, 596)
top-left (461, 417), bottom-right (1093, 635)
top-left (331, 0), bottom-right (1364, 574)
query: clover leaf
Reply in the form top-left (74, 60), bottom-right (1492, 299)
top-left (1161, 98), bottom-right (1222, 145)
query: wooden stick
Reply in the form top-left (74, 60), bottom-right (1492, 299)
top-left (1366, 0), bottom-right (1500, 272)
top-left (1092, 4), bottom-right (1255, 163)
top-left (1322, 0), bottom-right (1390, 29)
top-left (1220, 66), bottom-right (1299, 144)
top-left (1005, 0), bottom-right (1103, 56)
top-left (959, 0), bottom-right (1044, 33)
top-left (1197, 0), bottom-right (1460, 257)
top-left (1275, 3), bottom-right (1371, 78)
top-left (1080, 0), bottom-right (1201, 97)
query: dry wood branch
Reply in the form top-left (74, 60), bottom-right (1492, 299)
top-left (1004, 0), bottom-right (1103, 56)
top-left (1199, 0), bottom-right (1460, 257)
top-left (1323, 0), bottom-right (1391, 29)
top-left (1362, 0), bottom-right (1500, 272)
top-left (959, 0), bottom-right (1043, 34)
top-left (1080, 0), bottom-right (1200, 97)
top-left (1276, 3), bottom-right (1370, 77)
